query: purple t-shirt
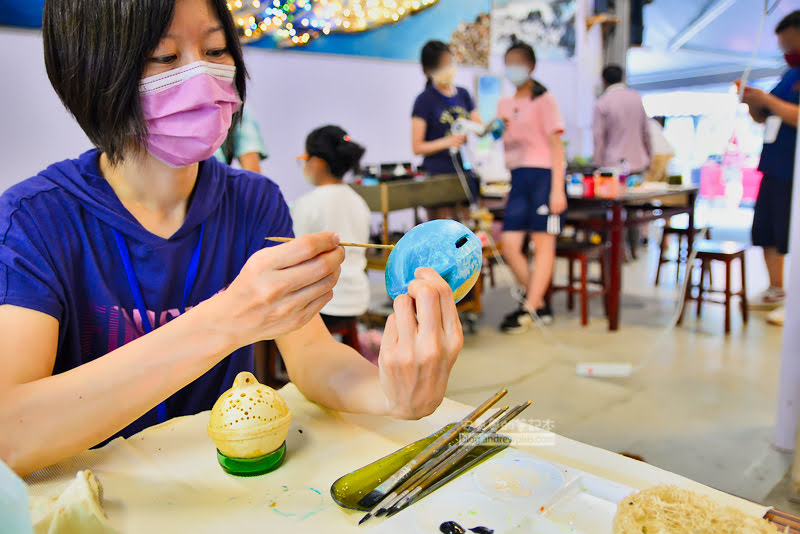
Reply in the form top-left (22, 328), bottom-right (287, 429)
top-left (0, 149), bottom-right (293, 444)
top-left (412, 85), bottom-right (475, 175)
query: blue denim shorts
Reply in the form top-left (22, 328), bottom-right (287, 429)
top-left (503, 167), bottom-right (565, 234)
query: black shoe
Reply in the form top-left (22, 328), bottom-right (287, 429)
top-left (500, 308), bottom-right (533, 334)
top-left (534, 304), bottom-right (554, 325)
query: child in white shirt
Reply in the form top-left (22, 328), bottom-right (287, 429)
top-left (292, 126), bottom-right (371, 324)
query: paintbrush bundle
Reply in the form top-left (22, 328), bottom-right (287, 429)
top-left (329, 389), bottom-right (532, 525)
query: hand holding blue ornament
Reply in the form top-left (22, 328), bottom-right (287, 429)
top-left (385, 220), bottom-right (483, 303)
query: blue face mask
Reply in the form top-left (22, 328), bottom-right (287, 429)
top-left (505, 65), bottom-right (531, 87)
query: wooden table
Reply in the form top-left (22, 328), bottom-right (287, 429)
top-left (351, 176), bottom-right (469, 249)
top-left (485, 185), bottom-right (699, 331)
top-left (567, 186), bottom-right (699, 331)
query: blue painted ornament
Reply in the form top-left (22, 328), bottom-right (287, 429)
top-left (385, 220), bottom-right (483, 303)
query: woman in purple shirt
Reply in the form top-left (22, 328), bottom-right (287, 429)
top-left (0, 0), bottom-right (462, 477)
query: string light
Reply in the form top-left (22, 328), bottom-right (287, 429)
top-left (228, 0), bottom-right (440, 46)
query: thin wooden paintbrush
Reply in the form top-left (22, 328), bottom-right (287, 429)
top-left (385, 401), bottom-right (531, 517)
top-left (265, 236), bottom-right (394, 250)
top-left (356, 389), bottom-right (508, 510)
top-left (384, 401), bottom-right (532, 518)
top-left (360, 405), bottom-right (510, 524)
top-left (371, 406), bottom-right (510, 519)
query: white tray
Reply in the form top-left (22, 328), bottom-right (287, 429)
top-left (367, 448), bottom-right (635, 534)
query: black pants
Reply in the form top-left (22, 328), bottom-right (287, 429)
top-left (752, 175), bottom-right (793, 255)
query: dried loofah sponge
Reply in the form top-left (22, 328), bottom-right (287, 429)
top-left (613, 485), bottom-right (783, 534)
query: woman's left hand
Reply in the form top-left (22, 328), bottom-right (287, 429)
top-left (378, 268), bottom-right (463, 419)
top-left (549, 189), bottom-right (568, 215)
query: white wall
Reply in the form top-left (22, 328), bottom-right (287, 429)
top-left (0, 25), bottom-right (598, 203)
top-left (0, 28), bottom-right (93, 192)
top-left (242, 47), bottom-right (487, 201)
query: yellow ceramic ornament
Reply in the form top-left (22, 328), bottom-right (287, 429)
top-left (207, 372), bottom-right (292, 475)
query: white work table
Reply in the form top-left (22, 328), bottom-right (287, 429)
top-left (25, 384), bottom-right (769, 532)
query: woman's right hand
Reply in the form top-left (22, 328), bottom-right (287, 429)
top-left (213, 233), bottom-right (345, 348)
top-left (444, 134), bottom-right (468, 149)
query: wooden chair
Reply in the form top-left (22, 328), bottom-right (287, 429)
top-left (253, 340), bottom-right (289, 389)
top-left (254, 316), bottom-right (363, 389)
top-left (321, 316), bottom-right (362, 354)
top-left (655, 221), bottom-right (711, 286)
top-left (549, 240), bottom-right (608, 326)
top-left (678, 240), bottom-right (748, 334)
top-left (482, 242), bottom-right (500, 288)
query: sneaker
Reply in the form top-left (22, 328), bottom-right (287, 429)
top-left (767, 307), bottom-right (785, 327)
top-left (533, 304), bottom-right (554, 326)
top-left (500, 308), bottom-right (533, 334)
top-left (750, 286), bottom-right (786, 310)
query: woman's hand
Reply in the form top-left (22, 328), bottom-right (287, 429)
top-left (741, 86), bottom-right (767, 107)
top-left (215, 233), bottom-right (345, 349)
top-left (445, 134), bottom-right (468, 150)
top-left (377, 268), bottom-right (463, 419)
top-left (549, 189), bottom-right (568, 215)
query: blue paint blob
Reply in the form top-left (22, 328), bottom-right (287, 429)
top-left (385, 220), bottom-right (483, 303)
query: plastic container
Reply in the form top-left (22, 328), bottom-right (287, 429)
top-left (583, 175), bottom-right (595, 197)
top-left (596, 171), bottom-right (620, 198)
top-left (566, 173), bottom-right (584, 197)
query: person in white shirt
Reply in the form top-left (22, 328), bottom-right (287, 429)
top-left (293, 126), bottom-right (371, 327)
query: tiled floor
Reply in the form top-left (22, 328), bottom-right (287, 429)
top-left (439, 213), bottom-right (795, 511)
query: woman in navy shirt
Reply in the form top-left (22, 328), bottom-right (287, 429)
top-left (0, 0), bottom-right (462, 477)
top-left (411, 41), bottom-right (483, 190)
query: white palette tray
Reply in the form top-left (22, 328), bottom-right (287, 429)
top-left (367, 448), bottom-right (635, 534)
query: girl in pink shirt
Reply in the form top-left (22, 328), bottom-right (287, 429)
top-left (496, 40), bottom-right (567, 333)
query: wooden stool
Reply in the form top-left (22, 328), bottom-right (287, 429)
top-left (549, 240), bottom-right (608, 326)
top-left (322, 315), bottom-right (362, 353)
top-left (678, 240), bottom-right (749, 334)
top-left (482, 243), bottom-right (501, 288)
top-left (655, 222), bottom-right (711, 286)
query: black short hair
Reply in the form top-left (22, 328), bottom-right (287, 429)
top-left (602, 65), bottom-right (624, 85)
top-left (776, 10), bottom-right (800, 34)
top-left (421, 40), bottom-right (451, 86)
top-left (306, 125), bottom-right (366, 178)
top-left (505, 36), bottom-right (537, 66)
top-left (43, 0), bottom-right (247, 163)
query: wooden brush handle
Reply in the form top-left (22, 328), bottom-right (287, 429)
top-left (265, 237), bottom-right (394, 250)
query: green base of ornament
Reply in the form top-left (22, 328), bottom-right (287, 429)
top-left (216, 442), bottom-right (286, 477)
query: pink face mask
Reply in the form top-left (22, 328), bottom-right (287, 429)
top-left (139, 61), bottom-right (241, 168)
